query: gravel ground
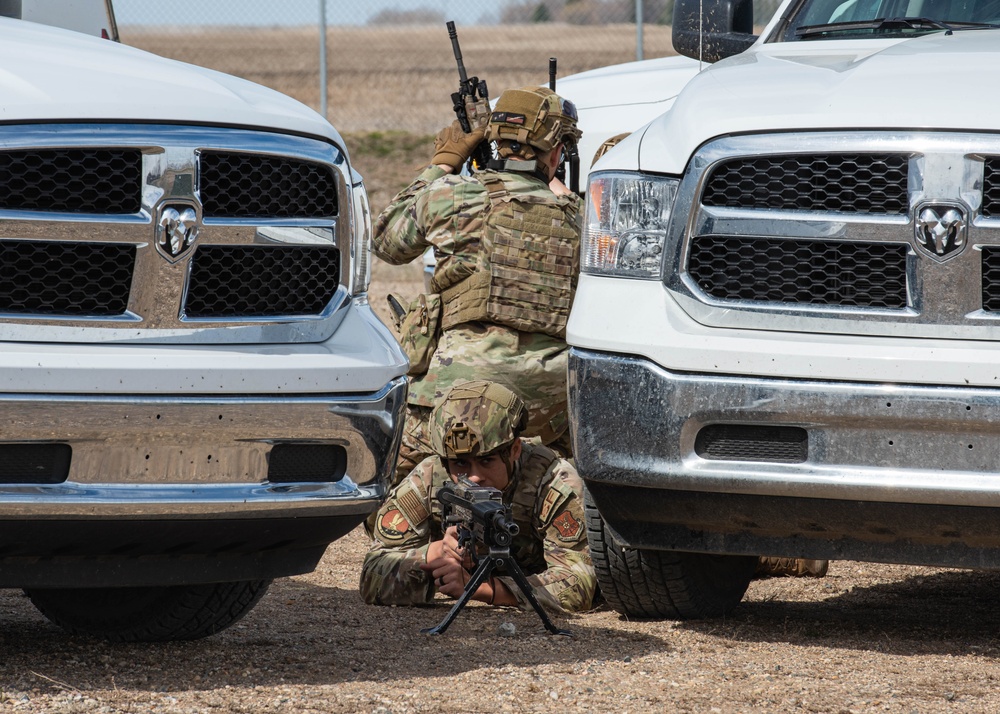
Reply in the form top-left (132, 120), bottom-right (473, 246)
top-left (4, 527), bottom-right (1000, 714)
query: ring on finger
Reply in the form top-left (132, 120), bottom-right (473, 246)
top-left (438, 576), bottom-right (445, 586)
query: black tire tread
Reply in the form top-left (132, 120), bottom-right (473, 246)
top-left (584, 487), bottom-right (755, 619)
top-left (25, 579), bottom-right (271, 642)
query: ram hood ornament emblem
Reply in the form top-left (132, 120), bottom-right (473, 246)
top-left (914, 204), bottom-right (967, 262)
top-left (156, 203), bottom-right (200, 262)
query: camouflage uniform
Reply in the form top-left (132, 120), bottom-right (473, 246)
top-left (359, 440), bottom-right (596, 614)
top-left (373, 165), bottom-right (581, 483)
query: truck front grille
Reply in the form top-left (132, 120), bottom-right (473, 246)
top-left (980, 247), bottom-right (1000, 311)
top-left (0, 240), bottom-right (134, 316)
top-left (200, 151), bottom-right (338, 219)
top-left (982, 157), bottom-right (1000, 218)
top-left (0, 125), bottom-right (354, 344)
top-left (702, 153), bottom-right (909, 215)
top-left (185, 245), bottom-right (340, 318)
top-left (0, 148), bottom-right (142, 214)
top-left (665, 133), bottom-right (1000, 339)
top-left (688, 236), bottom-right (908, 308)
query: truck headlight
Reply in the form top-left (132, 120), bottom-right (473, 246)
top-left (582, 171), bottom-right (679, 279)
top-left (350, 173), bottom-right (372, 294)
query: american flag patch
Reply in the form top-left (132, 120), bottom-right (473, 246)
top-left (397, 487), bottom-right (429, 526)
top-left (492, 111), bottom-right (526, 126)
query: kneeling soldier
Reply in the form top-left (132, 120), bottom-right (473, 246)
top-left (360, 380), bottom-right (596, 614)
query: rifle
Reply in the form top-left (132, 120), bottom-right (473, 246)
top-left (421, 477), bottom-right (570, 636)
top-left (446, 21), bottom-right (492, 172)
top-left (547, 57), bottom-right (581, 196)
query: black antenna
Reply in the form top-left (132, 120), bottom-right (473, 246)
top-left (548, 57), bottom-right (557, 91)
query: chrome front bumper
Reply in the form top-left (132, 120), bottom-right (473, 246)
top-left (569, 349), bottom-right (1000, 567)
top-left (0, 376), bottom-right (407, 519)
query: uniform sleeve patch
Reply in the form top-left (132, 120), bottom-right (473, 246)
top-left (539, 489), bottom-right (561, 524)
top-left (396, 485), bottom-right (430, 527)
top-left (552, 511), bottom-right (582, 541)
top-left (377, 509), bottom-right (410, 541)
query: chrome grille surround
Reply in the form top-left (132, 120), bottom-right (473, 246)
top-left (0, 124), bottom-right (356, 344)
top-left (667, 132), bottom-right (1000, 339)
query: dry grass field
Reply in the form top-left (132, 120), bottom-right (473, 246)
top-left (122, 24), bottom-right (675, 133)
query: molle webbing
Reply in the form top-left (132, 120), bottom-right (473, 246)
top-left (482, 381), bottom-right (522, 413)
top-left (509, 446), bottom-right (560, 566)
top-left (440, 173), bottom-right (578, 338)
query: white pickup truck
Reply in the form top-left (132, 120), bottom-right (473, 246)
top-left (567, 0), bottom-right (1000, 618)
top-left (0, 16), bottom-right (407, 639)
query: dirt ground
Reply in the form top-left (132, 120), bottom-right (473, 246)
top-left (5, 530), bottom-right (1000, 714)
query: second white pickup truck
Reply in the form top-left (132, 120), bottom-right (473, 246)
top-left (568, 0), bottom-right (1000, 619)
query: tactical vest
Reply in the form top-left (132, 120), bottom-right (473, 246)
top-left (440, 171), bottom-right (579, 339)
top-left (508, 445), bottom-right (565, 573)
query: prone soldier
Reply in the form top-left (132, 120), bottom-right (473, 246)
top-left (359, 380), bottom-right (596, 615)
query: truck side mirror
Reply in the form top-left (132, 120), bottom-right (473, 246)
top-left (672, 0), bottom-right (757, 63)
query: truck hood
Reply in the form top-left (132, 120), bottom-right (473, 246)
top-left (559, 55), bottom-right (703, 172)
top-left (557, 54), bottom-right (702, 110)
top-left (639, 30), bottom-right (1000, 173)
top-left (0, 17), bottom-right (343, 146)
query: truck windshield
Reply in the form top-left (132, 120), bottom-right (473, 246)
top-left (782, 0), bottom-right (1000, 39)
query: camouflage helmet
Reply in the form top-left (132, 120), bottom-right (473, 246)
top-left (488, 86), bottom-right (582, 159)
top-left (429, 380), bottom-right (528, 460)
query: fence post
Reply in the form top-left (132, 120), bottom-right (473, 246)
top-left (636, 0), bottom-right (644, 61)
top-left (319, 0), bottom-right (328, 118)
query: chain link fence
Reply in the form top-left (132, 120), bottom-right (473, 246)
top-left (115, 0), bottom-right (781, 135)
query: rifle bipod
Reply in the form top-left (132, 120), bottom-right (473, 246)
top-left (421, 545), bottom-right (571, 636)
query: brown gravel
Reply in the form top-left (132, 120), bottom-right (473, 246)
top-left (5, 530), bottom-right (1000, 713)
top-left (3, 138), bottom-right (998, 714)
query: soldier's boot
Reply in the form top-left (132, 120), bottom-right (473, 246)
top-left (755, 557), bottom-right (829, 578)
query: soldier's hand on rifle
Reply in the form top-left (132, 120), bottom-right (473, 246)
top-left (432, 120), bottom-right (487, 174)
top-left (419, 551), bottom-right (469, 598)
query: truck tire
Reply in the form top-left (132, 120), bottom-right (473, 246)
top-left (24, 579), bottom-right (271, 642)
top-left (584, 488), bottom-right (756, 619)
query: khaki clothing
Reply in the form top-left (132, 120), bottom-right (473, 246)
top-left (372, 166), bottom-right (582, 486)
top-left (359, 441), bottom-right (596, 614)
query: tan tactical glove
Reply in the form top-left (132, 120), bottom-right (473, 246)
top-left (432, 120), bottom-right (487, 173)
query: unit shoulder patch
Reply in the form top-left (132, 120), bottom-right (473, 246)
top-left (552, 510), bottom-right (582, 541)
top-left (377, 509), bottom-right (410, 541)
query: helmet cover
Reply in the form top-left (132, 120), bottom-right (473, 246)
top-left (430, 380), bottom-right (528, 459)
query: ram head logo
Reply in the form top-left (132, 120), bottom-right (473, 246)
top-left (156, 203), bottom-right (200, 262)
top-left (914, 204), bottom-right (968, 262)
